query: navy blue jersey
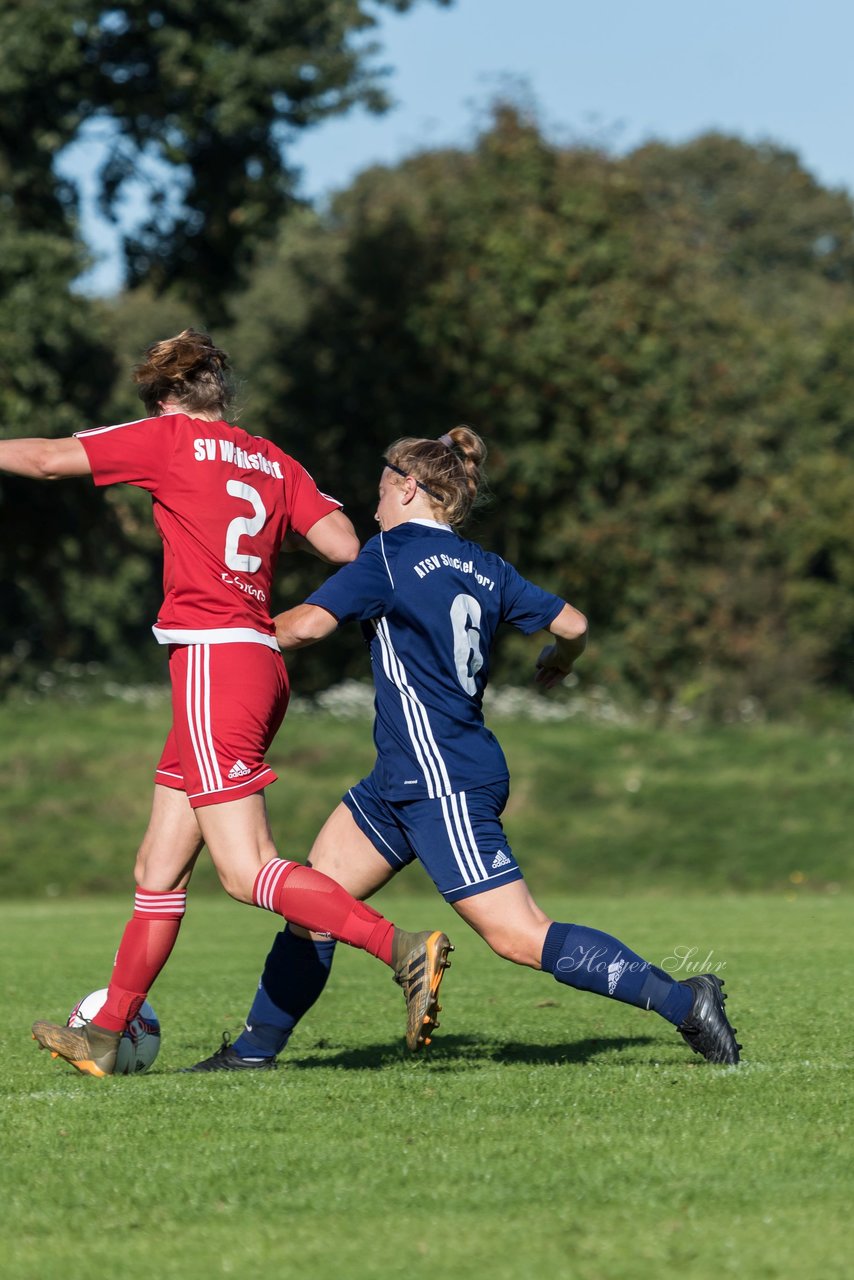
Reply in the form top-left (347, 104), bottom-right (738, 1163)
top-left (307, 519), bottom-right (564, 799)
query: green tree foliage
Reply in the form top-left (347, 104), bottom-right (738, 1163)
top-left (7, 33), bottom-right (854, 711)
top-left (0, 225), bottom-right (165, 684)
top-left (0, 1), bottom-right (169, 682)
top-left (225, 107), bottom-right (854, 707)
top-left (765, 312), bottom-right (854, 687)
top-left (626, 133), bottom-right (854, 290)
top-left (0, 0), bottom-right (451, 691)
top-left (0, 0), bottom-right (450, 310)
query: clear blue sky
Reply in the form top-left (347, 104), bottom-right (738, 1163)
top-left (63, 0), bottom-right (854, 294)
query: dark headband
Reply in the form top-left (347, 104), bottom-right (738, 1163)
top-left (384, 460), bottom-right (444, 503)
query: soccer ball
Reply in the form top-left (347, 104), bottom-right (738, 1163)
top-left (67, 989), bottom-right (161, 1075)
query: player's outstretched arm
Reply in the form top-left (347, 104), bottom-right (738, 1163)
top-left (274, 603), bottom-right (340, 651)
top-left (0, 436), bottom-right (91, 480)
top-left (534, 602), bottom-right (588, 689)
top-left (283, 510), bottom-right (360, 564)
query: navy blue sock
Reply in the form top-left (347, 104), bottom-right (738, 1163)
top-left (541, 922), bottom-right (693, 1025)
top-left (233, 925), bottom-right (337, 1058)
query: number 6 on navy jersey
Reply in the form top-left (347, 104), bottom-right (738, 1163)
top-left (450, 593), bottom-right (484, 694)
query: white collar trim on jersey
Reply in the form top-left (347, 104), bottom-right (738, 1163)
top-left (407, 517), bottom-right (453, 531)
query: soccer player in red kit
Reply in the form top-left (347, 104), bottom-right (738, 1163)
top-left (0, 329), bottom-right (451, 1075)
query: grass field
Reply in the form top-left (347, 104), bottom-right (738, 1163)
top-left (2, 694), bottom-right (852, 897)
top-left (1, 696), bottom-right (851, 1277)
top-left (1, 892), bottom-right (851, 1279)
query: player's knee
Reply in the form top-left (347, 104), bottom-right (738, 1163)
top-left (133, 851), bottom-right (152, 888)
top-left (484, 926), bottom-right (540, 967)
top-left (216, 868), bottom-right (254, 904)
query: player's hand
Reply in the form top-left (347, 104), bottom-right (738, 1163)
top-left (534, 642), bottom-right (573, 690)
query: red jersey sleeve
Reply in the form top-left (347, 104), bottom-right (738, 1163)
top-left (283, 457), bottom-right (343, 536)
top-left (75, 416), bottom-right (178, 492)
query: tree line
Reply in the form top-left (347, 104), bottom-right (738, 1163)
top-left (3, 3), bottom-right (854, 715)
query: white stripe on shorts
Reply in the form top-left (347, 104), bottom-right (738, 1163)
top-left (440, 791), bottom-right (489, 887)
top-left (185, 645), bottom-right (222, 794)
top-left (346, 788), bottom-right (409, 865)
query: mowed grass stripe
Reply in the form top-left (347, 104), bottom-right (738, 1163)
top-left (1, 893), bottom-right (850, 1279)
top-left (1, 698), bottom-right (852, 895)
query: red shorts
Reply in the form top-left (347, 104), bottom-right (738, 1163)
top-left (155, 643), bottom-right (289, 809)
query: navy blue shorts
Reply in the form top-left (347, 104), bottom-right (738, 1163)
top-left (342, 774), bottom-right (524, 903)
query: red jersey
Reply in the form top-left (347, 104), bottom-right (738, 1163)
top-left (76, 413), bottom-right (341, 645)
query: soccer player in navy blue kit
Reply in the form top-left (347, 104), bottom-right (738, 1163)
top-left (188, 426), bottom-right (740, 1071)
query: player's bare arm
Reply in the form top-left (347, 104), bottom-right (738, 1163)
top-left (282, 510), bottom-right (359, 564)
top-left (534, 602), bottom-right (588, 689)
top-left (274, 602), bottom-right (339, 650)
top-left (0, 436), bottom-right (91, 480)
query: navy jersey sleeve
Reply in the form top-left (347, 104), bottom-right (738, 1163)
top-left (498, 559), bottom-right (565, 634)
top-left (307, 535), bottom-right (395, 622)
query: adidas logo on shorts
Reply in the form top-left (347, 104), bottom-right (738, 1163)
top-left (228, 759), bottom-right (252, 779)
top-left (491, 849), bottom-right (511, 869)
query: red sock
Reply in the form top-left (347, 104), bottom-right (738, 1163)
top-left (253, 859), bottom-right (395, 965)
top-left (94, 888), bottom-right (187, 1031)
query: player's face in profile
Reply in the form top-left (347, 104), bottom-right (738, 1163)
top-left (375, 469), bottom-right (402, 531)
